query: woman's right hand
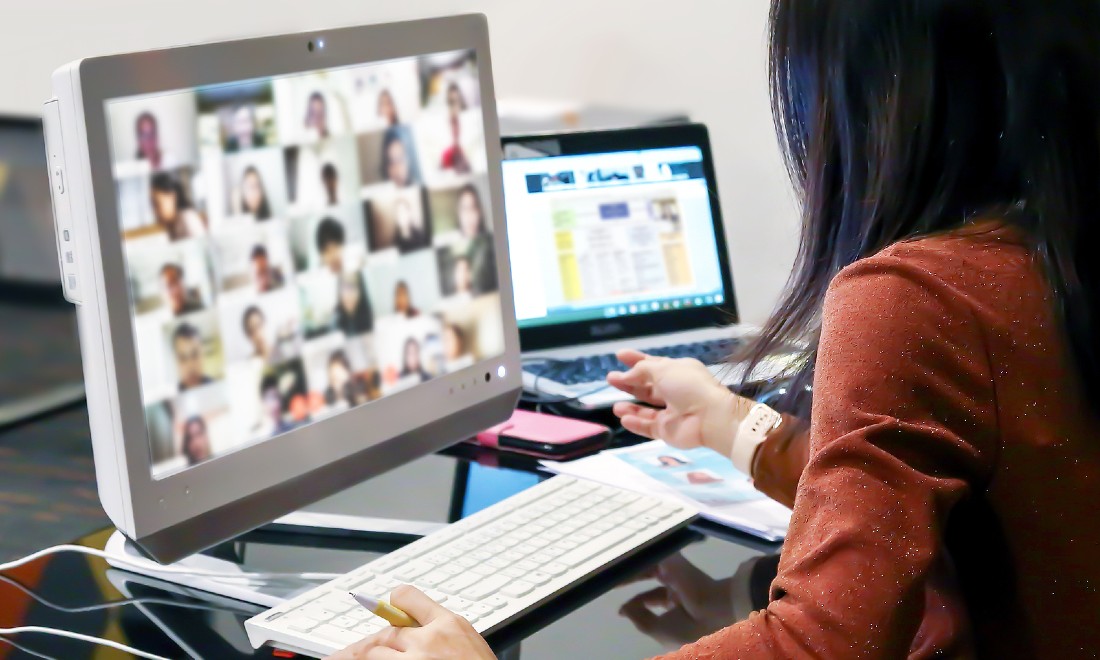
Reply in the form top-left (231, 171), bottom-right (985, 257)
top-left (607, 349), bottom-right (755, 457)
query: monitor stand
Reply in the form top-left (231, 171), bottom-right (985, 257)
top-left (104, 511), bottom-right (447, 607)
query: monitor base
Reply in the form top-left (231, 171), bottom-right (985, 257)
top-left (104, 512), bottom-right (446, 607)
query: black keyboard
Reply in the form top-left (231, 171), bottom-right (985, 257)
top-left (525, 338), bottom-right (743, 386)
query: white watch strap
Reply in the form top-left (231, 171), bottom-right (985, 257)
top-left (731, 403), bottom-right (782, 476)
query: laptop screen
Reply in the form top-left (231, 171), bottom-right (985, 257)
top-left (502, 145), bottom-right (727, 330)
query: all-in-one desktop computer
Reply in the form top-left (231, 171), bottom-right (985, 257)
top-left (43, 15), bottom-right (697, 657)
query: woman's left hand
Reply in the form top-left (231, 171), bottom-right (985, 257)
top-left (326, 586), bottom-right (497, 660)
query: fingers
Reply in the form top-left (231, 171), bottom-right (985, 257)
top-left (361, 648), bottom-right (404, 660)
top-left (633, 585), bottom-right (677, 611)
top-left (616, 349), bottom-right (651, 368)
top-left (619, 591), bottom-right (664, 635)
top-left (607, 360), bottom-right (667, 407)
top-left (326, 629), bottom-right (406, 659)
top-left (389, 585), bottom-right (448, 625)
top-left (620, 413), bottom-right (659, 439)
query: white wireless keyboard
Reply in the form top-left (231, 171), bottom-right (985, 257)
top-left (245, 475), bottom-right (698, 657)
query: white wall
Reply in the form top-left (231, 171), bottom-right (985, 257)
top-left (0, 0), bottom-right (799, 323)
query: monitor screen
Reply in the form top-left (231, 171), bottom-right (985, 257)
top-left (104, 50), bottom-right (505, 479)
top-left (501, 146), bottom-right (727, 329)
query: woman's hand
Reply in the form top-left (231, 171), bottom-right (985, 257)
top-left (607, 349), bottom-right (754, 456)
top-left (326, 586), bottom-right (497, 660)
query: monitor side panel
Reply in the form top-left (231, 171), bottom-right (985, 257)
top-left (47, 61), bottom-right (137, 534)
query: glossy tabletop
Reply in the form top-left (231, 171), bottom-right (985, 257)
top-left (0, 442), bottom-right (781, 660)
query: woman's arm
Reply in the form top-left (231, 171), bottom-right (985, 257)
top-left (654, 252), bottom-right (1000, 659)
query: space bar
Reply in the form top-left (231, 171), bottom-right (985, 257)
top-left (556, 529), bottom-right (636, 566)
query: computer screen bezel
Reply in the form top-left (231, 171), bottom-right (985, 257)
top-left (500, 123), bottom-right (738, 352)
top-left (65, 15), bottom-right (522, 560)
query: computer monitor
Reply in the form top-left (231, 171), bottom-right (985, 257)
top-left (500, 124), bottom-right (736, 350)
top-left (42, 15), bottom-right (521, 563)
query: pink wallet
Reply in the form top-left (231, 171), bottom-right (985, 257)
top-left (475, 410), bottom-right (611, 458)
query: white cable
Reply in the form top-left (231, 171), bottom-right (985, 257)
top-left (0, 544), bottom-right (339, 582)
top-left (0, 627), bottom-right (171, 660)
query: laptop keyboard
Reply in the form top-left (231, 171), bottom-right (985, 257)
top-left (525, 338), bottom-right (742, 386)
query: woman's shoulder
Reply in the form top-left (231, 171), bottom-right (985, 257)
top-left (835, 221), bottom-right (1034, 297)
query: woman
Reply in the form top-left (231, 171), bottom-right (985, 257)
top-left (305, 91), bottom-right (330, 140)
top-left (400, 337), bottom-right (431, 383)
top-left (440, 83), bottom-right (471, 174)
top-left (380, 126), bottom-right (422, 187)
top-left (377, 89), bottom-right (400, 127)
top-left (331, 0), bottom-right (1100, 658)
top-left (180, 416), bottom-right (212, 466)
top-left (456, 184), bottom-right (497, 294)
top-left (239, 165), bottom-right (272, 220)
top-left (150, 172), bottom-right (206, 240)
top-left (393, 197), bottom-right (430, 254)
top-left (393, 280), bottom-right (420, 318)
top-left (335, 272), bottom-right (373, 337)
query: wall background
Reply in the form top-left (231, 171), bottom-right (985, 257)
top-left (0, 0), bottom-right (799, 323)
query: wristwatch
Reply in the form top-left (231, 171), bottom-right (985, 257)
top-left (731, 403), bottom-right (783, 476)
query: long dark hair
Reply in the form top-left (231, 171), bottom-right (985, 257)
top-left (241, 165), bottom-right (272, 220)
top-left (742, 0), bottom-right (1100, 413)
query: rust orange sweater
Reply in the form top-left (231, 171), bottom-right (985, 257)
top-left (656, 225), bottom-right (1100, 659)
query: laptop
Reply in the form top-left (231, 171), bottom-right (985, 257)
top-left (501, 123), bottom-right (760, 409)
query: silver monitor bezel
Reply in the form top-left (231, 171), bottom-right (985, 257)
top-left (66, 14), bottom-right (521, 560)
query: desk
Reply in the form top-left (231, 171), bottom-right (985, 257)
top-left (0, 445), bottom-right (781, 660)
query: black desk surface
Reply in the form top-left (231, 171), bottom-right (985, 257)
top-left (0, 443), bottom-right (781, 660)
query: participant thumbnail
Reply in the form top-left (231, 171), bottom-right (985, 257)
top-left (225, 356), bottom-right (309, 442)
top-left (418, 50), bottom-right (480, 111)
top-left (412, 110), bottom-right (486, 186)
top-left (197, 81), bottom-right (277, 152)
top-left (359, 126), bottom-right (423, 188)
top-left (439, 293), bottom-right (505, 366)
top-left (107, 91), bottom-right (199, 174)
top-left (288, 205), bottom-right (368, 275)
top-left (284, 136), bottom-right (360, 211)
top-left (208, 220), bottom-right (294, 294)
top-left (374, 314), bottom-right (444, 393)
top-left (117, 167), bottom-right (208, 240)
top-left (222, 147), bottom-right (290, 223)
top-left (163, 310), bottom-right (225, 395)
top-left (273, 72), bottom-right (354, 144)
top-left (364, 186), bottom-right (431, 254)
top-left (218, 288), bottom-right (302, 365)
top-left (365, 250), bottom-right (442, 320)
top-left (302, 333), bottom-right (380, 418)
top-left (146, 382), bottom-right (236, 476)
top-left (124, 236), bottom-right (213, 317)
top-left (343, 58), bottom-right (422, 133)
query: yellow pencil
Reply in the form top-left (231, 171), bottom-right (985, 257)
top-left (350, 592), bottom-right (420, 627)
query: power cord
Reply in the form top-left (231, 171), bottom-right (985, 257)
top-left (0, 572), bottom-right (259, 616)
top-left (0, 627), bottom-right (171, 660)
top-left (0, 633), bottom-right (57, 660)
top-left (0, 544), bottom-right (340, 583)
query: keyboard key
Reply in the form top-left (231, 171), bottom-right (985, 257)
top-left (394, 562), bottom-right (435, 581)
top-left (424, 589), bottom-right (448, 603)
top-left (443, 596), bottom-right (474, 611)
top-left (557, 529), bottom-right (635, 566)
top-left (282, 616), bottom-right (319, 633)
top-left (312, 624), bottom-right (365, 647)
top-left (468, 603), bottom-right (495, 616)
top-left (456, 611), bottom-right (480, 624)
top-left (483, 595), bottom-right (510, 610)
top-left (417, 571), bottom-right (450, 588)
top-left (462, 575), bottom-right (510, 600)
top-left (486, 557), bottom-right (511, 570)
top-left (515, 560), bottom-right (539, 572)
top-left (502, 567), bottom-right (526, 579)
top-left (470, 564), bottom-right (495, 577)
top-left (454, 556), bottom-right (479, 569)
top-left (299, 605), bottom-right (337, 622)
top-left (542, 562), bottom-right (569, 576)
top-left (354, 623), bottom-right (383, 637)
top-left (500, 580), bottom-right (535, 598)
top-left (354, 581), bottom-right (388, 598)
top-left (440, 574), bottom-right (480, 594)
top-left (526, 571), bottom-right (552, 586)
top-left (529, 552), bottom-right (554, 565)
top-left (329, 615), bottom-right (359, 630)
